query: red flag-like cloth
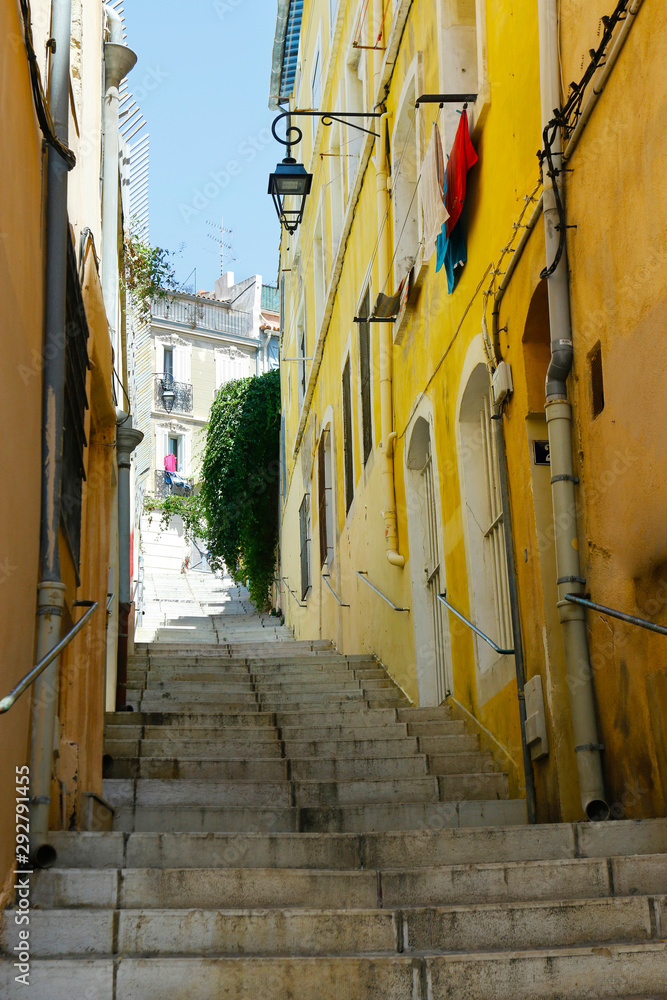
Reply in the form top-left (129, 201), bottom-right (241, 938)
top-left (445, 110), bottom-right (478, 236)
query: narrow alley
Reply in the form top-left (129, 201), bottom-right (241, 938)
top-left (1, 573), bottom-right (665, 997)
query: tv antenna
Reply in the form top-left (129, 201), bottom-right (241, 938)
top-left (205, 216), bottom-right (235, 276)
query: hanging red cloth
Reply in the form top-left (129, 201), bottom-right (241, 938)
top-left (164, 452), bottom-right (177, 473)
top-left (444, 110), bottom-right (478, 237)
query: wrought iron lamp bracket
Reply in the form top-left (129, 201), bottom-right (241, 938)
top-left (271, 110), bottom-right (383, 156)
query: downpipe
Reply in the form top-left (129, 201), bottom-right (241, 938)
top-left (29, 0), bottom-right (73, 867)
top-left (375, 114), bottom-right (405, 569)
top-left (101, 4), bottom-right (136, 355)
top-left (538, 0), bottom-right (609, 821)
top-left (115, 411), bottom-right (143, 709)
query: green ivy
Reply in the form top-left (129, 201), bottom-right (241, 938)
top-left (143, 491), bottom-right (209, 552)
top-left (201, 369), bottom-right (281, 610)
top-left (124, 230), bottom-right (176, 320)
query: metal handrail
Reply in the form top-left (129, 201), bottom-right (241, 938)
top-left (437, 592), bottom-right (514, 655)
top-left (322, 573), bottom-right (349, 607)
top-left (0, 601), bottom-right (99, 715)
top-left (281, 576), bottom-right (307, 608)
top-left (565, 594), bottom-right (667, 636)
top-left (357, 572), bottom-right (409, 612)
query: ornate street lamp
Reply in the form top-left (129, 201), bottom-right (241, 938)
top-left (268, 109), bottom-right (383, 234)
top-left (268, 158), bottom-right (313, 235)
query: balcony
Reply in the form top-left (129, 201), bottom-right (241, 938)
top-left (155, 470), bottom-right (195, 499)
top-left (151, 294), bottom-right (253, 338)
top-left (155, 373), bottom-right (193, 414)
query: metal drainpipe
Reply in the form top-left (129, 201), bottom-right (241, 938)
top-left (493, 415), bottom-right (538, 824)
top-left (29, 0), bottom-right (72, 867)
top-left (115, 412), bottom-right (143, 709)
top-left (101, 5), bottom-right (136, 355)
top-left (375, 114), bottom-right (405, 569)
top-left (538, 0), bottom-right (609, 821)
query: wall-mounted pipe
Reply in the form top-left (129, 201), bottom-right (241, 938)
top-left (29, 0), bottom-right (73, 867)
top-left (101, 4), bottom-right (136, 361)
top-left (538, 0), bottom-right (608, 822)
top-left (375, 114), bottom-right (405, 568)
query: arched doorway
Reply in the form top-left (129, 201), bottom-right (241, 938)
top-left (405, 409), bottom-right (451, 705)
top-left (458, 357), bottom-right (514, 689)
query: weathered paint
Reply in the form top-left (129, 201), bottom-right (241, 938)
top-left (277, 0), bottom-right (665, 820)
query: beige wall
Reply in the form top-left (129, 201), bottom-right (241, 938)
top-left (0, 0), bottom-right (45, 907)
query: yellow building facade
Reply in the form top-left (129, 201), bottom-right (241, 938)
top-left (0, 0), bottom-right (142, 903)
top-left (273, 0), bottom-right (665, 823)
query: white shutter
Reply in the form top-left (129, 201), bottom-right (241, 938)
top-left (173, 345), bottom-right (189, 383)
top-left (182, 433), bottom-right (191, 477)
top-left (155, 340), bottom-right (164, 375)
top-left (156, 429), bottom-right (168, 471)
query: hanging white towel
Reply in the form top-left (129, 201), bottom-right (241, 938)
top-left (421, 124), bottom-right (449, 262)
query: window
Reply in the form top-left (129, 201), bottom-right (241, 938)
top-left (297, 310), bottom-right (307, 411)
top-left (345, 46), bottom-right (365, 189)
top-left (299, 493), bottom-right (311, 599)
top-left (459, 363), bottom-right (513, 671)
top-left (392, 77), bottom-right (419, 285)
top-left (329, 91), bottom-right (346, 253)
top-left (318, 429), bottom-right (334, 566)
top-left (163, 347), bottom-right (174, 378)
top-left (358, 288), bottom-right (373, 465)
top-left (439, 0), bottom-right (479, 97)
top-left (311, 42), bottom-right (321, 141)
top-left (590, 343), bottom-right (604, 418)
top-left (168, 435), bottom-right (180, 472)
top-left (313, 203), bottom-right (327, 327)
top-left (342, 357), bottom-right (354, 513)
top-left (61, 234), bottom-right (90, 569)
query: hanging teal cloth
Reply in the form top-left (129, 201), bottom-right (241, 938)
top-left (436, 219), bottom-right (467, 293)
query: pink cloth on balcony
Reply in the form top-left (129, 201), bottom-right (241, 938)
top-left (164, 453), bottom-right (177, 472)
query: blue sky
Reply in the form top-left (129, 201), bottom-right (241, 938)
top-left (125, 0), bottom-right (281, 292)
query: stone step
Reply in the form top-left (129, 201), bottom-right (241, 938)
top-left (45, 818), bottom-right (667, 870)
top-left (426, 751), bottom-right (494, 774)
top-left (105, 710), bottom-right (277, 728)
top-left (254, 677), bottom-right (392, 693)
top-left (143, 680), bottom-right (257, 694)
top-left (278, 723), bottom-right (410, 741)
top-left (108, 797), bottom-right (528, 833)
top-left (3, 896), bottom-right (661, 958)
top-left (104, 774), bottom-right (502, 809)
top-left (105, 757), bottom-right (290, 780)
top-left (417, 733), bottom-right (478, 753)
top-left (105, 739), bottom-right (283, 760)
top-left (283, 738), bottom-right (420, 759)
top-left (4, 944), bottom-right (667, 1000)
top-left (28, 853), bottom-right (666, 912)
top-left (103, 778), bottom-right (293, 809)
top-left (139, 692), bottom-right (259, 707)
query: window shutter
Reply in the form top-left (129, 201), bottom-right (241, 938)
top-left (155, 340), bottom-right (164, 375)
top-left (299, 494), bottom-right (311, 600)
top-left (318, 435), bottom-right (327, 567)
top-left (359, 289), bottom-right (372, 465)
top-left (342, 358), bottom-right (354, 513)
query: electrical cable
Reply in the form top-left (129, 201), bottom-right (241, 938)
top-left (18, 0), bottom-right (76, 170)
top-left (540, 0), bottom-right (631, 278)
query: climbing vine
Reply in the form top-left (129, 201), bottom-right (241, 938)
top-left (143, 491), bottom-right (209, 551)
top-left (201, 369), bottom-right (281, 610)
top-left (123, 230), bottom-right (176, 320)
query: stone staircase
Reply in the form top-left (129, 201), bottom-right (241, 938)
top-left (1, 609), bottom-right (666, 997)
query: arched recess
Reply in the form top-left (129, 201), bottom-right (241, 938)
top-left (456, 335), bottom-right (514, 703)
top-left (404, 399), bottom-right (451, 706)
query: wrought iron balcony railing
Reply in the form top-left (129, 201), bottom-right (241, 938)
top-left (155, 373), bottom-right (193, 414)
top-left (155, 470), bottom-right (195, 499)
